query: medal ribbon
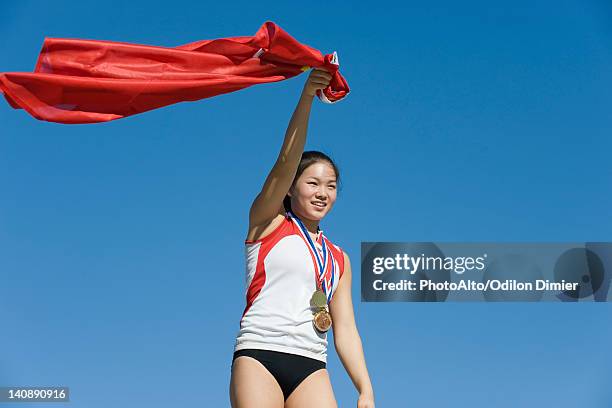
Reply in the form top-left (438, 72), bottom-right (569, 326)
top-left (287, 211), bottom-right (336, 303)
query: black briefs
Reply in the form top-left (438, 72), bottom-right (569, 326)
top-left (232, 348), bottom-right (326, 401)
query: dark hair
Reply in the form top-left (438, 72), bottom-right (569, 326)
top-left (283, 151), bottom-right (341, 213)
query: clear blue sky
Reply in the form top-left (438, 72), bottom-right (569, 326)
top-left (1, 1), bottom-right (611, 407)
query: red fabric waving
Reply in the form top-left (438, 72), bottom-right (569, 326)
top-left (0, 21), bottom-right (349, 124)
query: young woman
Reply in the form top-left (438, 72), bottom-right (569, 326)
top-left (229, 68), bottom-right (375, 408)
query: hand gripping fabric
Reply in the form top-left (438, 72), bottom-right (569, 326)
top-left (0, 21), bottom-right (350, 124)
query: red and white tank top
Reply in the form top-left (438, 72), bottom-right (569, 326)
top-left (234, 212), bottom-right (345, 363)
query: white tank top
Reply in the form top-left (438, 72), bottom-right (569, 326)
top-left (234, 212), bottom-right (345, 363)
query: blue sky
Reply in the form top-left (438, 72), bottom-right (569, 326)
top-left (1, 1), bottom-right (611, 407)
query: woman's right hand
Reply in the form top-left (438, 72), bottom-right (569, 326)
top-left (302, 68), bottom-right (333, 98)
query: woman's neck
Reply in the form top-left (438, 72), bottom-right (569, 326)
top-left (290, 210), bottom-right (320, 234)
top-left (302, 218), bottom-right (320, 235)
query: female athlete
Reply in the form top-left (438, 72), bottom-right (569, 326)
top-left (229, 68), bottom-right (375, 408)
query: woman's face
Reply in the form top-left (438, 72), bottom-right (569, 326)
top-left (288, 161), bottom-right (338, 221)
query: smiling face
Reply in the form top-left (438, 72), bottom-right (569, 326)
top-left (288, 161), bottom-right (338, 222)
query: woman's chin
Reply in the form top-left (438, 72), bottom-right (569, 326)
top-left (294, 204), bottom-right (331, 221)
top-left (307, 207), bottom-right (328, 220)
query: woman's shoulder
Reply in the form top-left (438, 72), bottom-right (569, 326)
top-left (245, 211), bottom-right (288, 244)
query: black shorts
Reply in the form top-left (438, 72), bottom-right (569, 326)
top-left (232, 348), bottom-right (326, 401)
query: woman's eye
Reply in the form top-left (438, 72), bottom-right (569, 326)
top-left (308, 182), bottom-right (317, 185)
top-left (329, 185), bottom-right (336, 189)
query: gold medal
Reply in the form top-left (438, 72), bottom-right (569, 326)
top-left (311, 289), bottom-right (331, 332)
top-left (313, 309), bottom-right (332, 332)
top-left (310, 289), bottom-right (327, 308)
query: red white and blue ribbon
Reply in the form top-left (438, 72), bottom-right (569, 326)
top-left (287, 210), bottom-right (335, 303)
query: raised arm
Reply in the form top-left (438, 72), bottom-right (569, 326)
top-left (247, 68), bottom-right (332, 232)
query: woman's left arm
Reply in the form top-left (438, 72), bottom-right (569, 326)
top-left (330, 252), bottom-right (375, 408)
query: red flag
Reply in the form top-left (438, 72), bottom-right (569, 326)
top-left (0, 21), bottom-right (349, 124)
